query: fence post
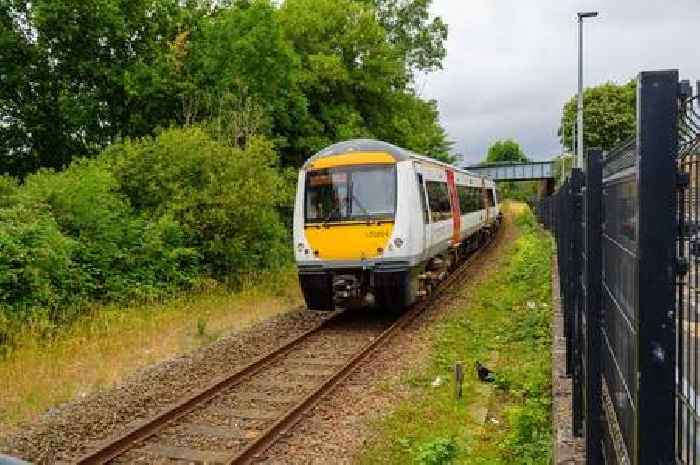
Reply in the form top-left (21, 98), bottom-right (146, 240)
top-left (570, 168), bottom-right (584, 433)
top-left (636, 70), bottom-right (677, 465)
top-left (585, 149), bottom-right (603, 465)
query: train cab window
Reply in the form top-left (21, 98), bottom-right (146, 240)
top-left (425, 181), bottom-right (452, 222)
top-left (305, 165), bottom-right (396, 223)
top-left (417, 174), bottom-right (430, 224)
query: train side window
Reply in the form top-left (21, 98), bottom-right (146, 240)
top-left (469, 186), bottom-right (480, 212)
top-left (457, 185), bottom-right (469, 214)
top-left (426, 181), bottom-right (451, 222)
top-left (417, 173), bottom-right (430, 224)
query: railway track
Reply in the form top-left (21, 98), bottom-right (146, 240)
top-left (72, 230), bottom-right (499, 465)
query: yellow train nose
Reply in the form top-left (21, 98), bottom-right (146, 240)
top-left (304, 222), bottom-right (394, 260)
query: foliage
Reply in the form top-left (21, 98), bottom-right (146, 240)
top-left (1, 0), bottom-right (451, 176)
top-left (109, 127), bottom-right (290, 277)
top-left (482, 139), bottom-right (532, 202)
top-left (485, 139), bottom-right (528, 164)
top-left (497, 181), bottom-right (538, 204)
top-left (369, 0), bottom-right (448, 76)
top-left (277, 0), bottom-right (451, 164)
top-left (0, 0), bottom-right (206, 176)
top-left (0, 128), bottom-right (290, 346)
top-left (559, 80), bottom-right (636, 152)
top-left (414, 437), bottom-right (458, 465)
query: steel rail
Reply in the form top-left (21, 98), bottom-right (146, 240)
top-left (74, 309), bottom-right (344, 465)
top-left (74, 225), bottom-right (500, 465)
top-left (228, 229), bottom-right (500, 465)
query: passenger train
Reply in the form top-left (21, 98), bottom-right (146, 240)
top-left (293, 140), bottom-right (500, 311)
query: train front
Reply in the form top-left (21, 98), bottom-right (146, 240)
top-left (293, 140), bottom-right (418, 311)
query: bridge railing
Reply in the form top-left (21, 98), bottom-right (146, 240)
top-left (536, 70), bottom-right (692, 465)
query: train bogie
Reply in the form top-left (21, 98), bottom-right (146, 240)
top-left (294, 139), bottom-right (499, 312)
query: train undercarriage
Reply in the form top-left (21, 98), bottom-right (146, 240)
top-left (298, 222), bottom-right (499, 312)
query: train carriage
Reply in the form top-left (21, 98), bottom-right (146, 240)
top-left (293, 139), bottom-right (500, 311)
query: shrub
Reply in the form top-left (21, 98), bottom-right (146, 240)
top-left (109, 127), bottom-right (290, 278)
top-left (414, 437), bottom-right (457, 465)
top-left (0, 127), bottom-right (292, 344)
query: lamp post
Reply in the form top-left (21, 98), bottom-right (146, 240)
top-left (577, 11), bottom-right (598, 169)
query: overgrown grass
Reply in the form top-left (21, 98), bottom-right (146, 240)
top-left (357, 206), bottom-right (553, 465)
top-left (0, 267), bottom-right (301, 431)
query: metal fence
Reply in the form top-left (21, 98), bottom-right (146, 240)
top-left (677, 78), bottom-right (700, 465)
top-left (536, 70), bottom-right (695, 465)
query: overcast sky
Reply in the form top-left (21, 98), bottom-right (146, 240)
top-left (422, 0), bottom-right (700, 166)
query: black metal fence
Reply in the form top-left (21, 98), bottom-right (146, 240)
top-left (536, 69), bottom-right (699, 465)
top-left (677, 78), bottom-right (700, 465)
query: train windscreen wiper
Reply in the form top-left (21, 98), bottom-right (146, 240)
top-left (350, 192), bottom-right (372, 220)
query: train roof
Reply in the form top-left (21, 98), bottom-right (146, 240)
top-left (304, 139), bottom-right (489, 181)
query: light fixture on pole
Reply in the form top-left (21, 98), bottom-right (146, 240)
top-left (576, 11), bottom-right (598, 169)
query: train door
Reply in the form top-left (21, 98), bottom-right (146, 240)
top-left (416, 168), bottom-right (431, 259)
top-left (482, 178), bottom-right (490, 224)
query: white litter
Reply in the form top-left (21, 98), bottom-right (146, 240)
top-left (527, 301), bottom-right (536, 310)
top-left (431, 376), bottom-right (443, 388)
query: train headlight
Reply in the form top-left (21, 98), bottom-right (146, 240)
top-left (394, 237), bottom-right (404, 248)
top-left (297, 242), bottom-right (304, 252)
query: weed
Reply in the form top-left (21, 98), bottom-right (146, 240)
top-left (196, 318), bottom-right (208, 337)
top-left (414, 437), bottom-right (458, 465)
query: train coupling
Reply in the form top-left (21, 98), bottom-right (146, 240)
top-left (332, 274), bottom-right (364, 301)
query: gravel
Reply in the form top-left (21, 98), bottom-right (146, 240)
top-left (0, 307), bottom-right (330, 464)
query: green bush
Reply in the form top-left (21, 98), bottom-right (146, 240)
top-left (0, 127), bottom-right (292, 344)
top-left (109, 127), bottom-right (290, 277)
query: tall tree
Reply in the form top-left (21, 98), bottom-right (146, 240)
top-left (0, 0), bottom-right (203, 176)
top-left (278, 0), bottom-right (450, 164)
top-left (485, 139), bottom-right (528, 163)
top-left (1, 0), bottom-right (452, 175)
top-left (367, 0), bottom-right (447, 76)
top-left (559, 80), bottom-right (636, 152)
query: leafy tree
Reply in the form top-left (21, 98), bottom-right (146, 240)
top-left (1, 0), bottom-right (451, 176)
top-left (184, 0), bottom-right (305, 145)
top-left (278, 0), bottom-right (450, 164)
top-left (485, 139), bottom-right (528, 163)
top-left (559, 80), bottom-right (636, 152)
top-left (482, 139), bottom-right (530, 202)
top-left (368, 0), bottom-right (448, 76)
top-left (0, 0), bottom-right (204, 176)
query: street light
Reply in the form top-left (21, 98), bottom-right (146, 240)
top-left (576, 11), bottom-right (598, 169)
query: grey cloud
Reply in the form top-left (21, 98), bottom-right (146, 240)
top-left (424, 0), bottom-right (700, 166)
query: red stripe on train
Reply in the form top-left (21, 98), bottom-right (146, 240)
top-left (445, 169), bottom-right (461, 245)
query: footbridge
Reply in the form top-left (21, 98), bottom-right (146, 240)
top-left (465, 161), bottom-right (556, 197)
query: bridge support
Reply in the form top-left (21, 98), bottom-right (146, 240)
top-left (537, 178), bottom-right (555, 199)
